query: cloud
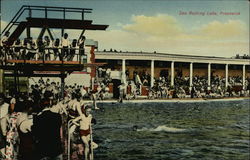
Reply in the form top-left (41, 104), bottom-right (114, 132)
top-left (123, 14), bottom-right (183, 38)
top-left (85, 14), bottom-right (249, 57)
top-left (1, 14), bottom-right (248, 57)
top-left (122, 14), bottom-right (248, 43)
top-left (198, 20), bottom-right (248, 40)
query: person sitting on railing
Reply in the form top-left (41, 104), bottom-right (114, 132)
top-left (61, 33), bottom-right (70, 61)
top-left (68, 39), bottom-right (78, 61)
top-left (13, 38), bottom-right (22, 60)
top-left (53, 38), bottom-right (60, 61)
top-left (26, 37), bottom-right (37, 60)
top-left (44, 36), bottom-right (52, 61)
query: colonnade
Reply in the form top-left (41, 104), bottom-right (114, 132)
top-left (121, 59), bottom-right (247, 89)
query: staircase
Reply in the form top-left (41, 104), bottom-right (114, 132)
top-left (7, 22), bottom-right (27, 45)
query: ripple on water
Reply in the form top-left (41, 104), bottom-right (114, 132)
top-left (93, 100), bottom-right (250, 160)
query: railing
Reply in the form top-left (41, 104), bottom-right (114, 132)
top-left (0, 46), bottom-right (87, 65)
top-left (1, 5), bottom-right (92, 36)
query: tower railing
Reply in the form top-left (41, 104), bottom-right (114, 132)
top-left (0, 46), bottom-right (87, 65)
top-left (1, 5), bottom-right (92, 36)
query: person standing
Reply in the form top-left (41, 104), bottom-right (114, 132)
top-left (3, 101), bottom-right (24, 160)
top-left (0, 93), bottom-right (9, 157)
top-left (73, 105), bottom-right (98, 160)
top-left (1, 31), bottom-right (10, 60)
top-left (52, 38), bottom-right (60, 61)
top-left (78, 36), bottom-right (86, 62)
top-left (32, 92), bottom-right (63, 160)
top-left (61, 33), bottom-right (70, 61)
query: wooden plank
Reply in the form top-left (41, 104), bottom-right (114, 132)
top-left (26, 18), bottom-right (108, 30)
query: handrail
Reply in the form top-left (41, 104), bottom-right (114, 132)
top-left (23, 5), bottom-right (92, 11)
top-left (1, 5), bottom-right (93, 35)
top-left (0, 46), bottom-right (87, 65)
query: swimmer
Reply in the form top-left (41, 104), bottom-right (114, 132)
top-left (73, 106), bottom-right (98, 160)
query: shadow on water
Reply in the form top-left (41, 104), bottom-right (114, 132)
top-left (92, 99), bottom-right (250, 160)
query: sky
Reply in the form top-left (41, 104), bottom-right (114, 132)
top-left (1, 0), bottom-right (249, 57)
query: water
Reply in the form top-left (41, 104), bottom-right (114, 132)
top-left (92, 99), bottom-right (250, 160)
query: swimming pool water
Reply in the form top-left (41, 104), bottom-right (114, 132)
top-left (92, 99), bottom-right (250, 160)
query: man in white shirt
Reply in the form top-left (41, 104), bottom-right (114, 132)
top-left (61, 33), bottom-right (70, 60)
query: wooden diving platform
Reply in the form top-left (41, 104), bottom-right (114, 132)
top-left (26, 18), bottom-right (108, 30)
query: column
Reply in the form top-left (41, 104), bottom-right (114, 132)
top-left (122, 59), bottom-right (126, 84)
top-left (208, 63), bottom-right (211, 89)
top-left (151, 60), bottom-right (154, 87)
top-left (243, 65), bottom-right (246, 90)
top-left (171, 61), bottom-right (174, 86)
top-left (225, 64), bottom-right (228, 88)
top-left (189, 62), bottom-right (193, 87)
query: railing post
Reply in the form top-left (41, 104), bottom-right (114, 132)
top-left (45, 7), bottom-right (47, 18)
top-left (28, 6), bottom-right (32, 18)
top-left (42, 50), bottom-right (45, 64)
top-left (82, 10), bottom-right (84, 20)
top-left (63, 8), bottom-right (66, 20)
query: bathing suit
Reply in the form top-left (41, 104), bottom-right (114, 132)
top-left (79, 128), bottom-right (90, 136)
top-left (68, 109), bottom-right (78, 118)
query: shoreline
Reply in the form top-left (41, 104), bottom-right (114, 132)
top-left (90, 97), bottom-right (250, 104)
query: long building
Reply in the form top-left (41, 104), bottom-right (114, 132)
top-left (94, 51), bottom-right (250, 90)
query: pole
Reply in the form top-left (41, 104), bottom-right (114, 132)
top-left (151, 60), bottom-right (154, 87)
top-left (243, 65), bottom-right (246, 90)
top-left (208, 63), bottom-right (211, 90)
top-left (90, 123), bottom-right (94, 160)
top-left (122, 59), bottom-right (126, 84)
top-left (225, 64), bottom-right (228, 88)
top-left (14, 69), bottom-right (17, 94)
top-left (171, 61), bottom-right (174, 86)
top-left (189, 62), bottom-right (193, 87)
top-left (61, 75), bottom-right (65, 99)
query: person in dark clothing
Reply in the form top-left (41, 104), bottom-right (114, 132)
top-left (32, 92), bottom-right (63, 160)
top-left (68, 39), bottom-right (77, 61)
top-left (191, 86), bottom-right (195, 98)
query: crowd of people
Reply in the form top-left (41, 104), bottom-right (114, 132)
top-left (0, 32), bottom-right (86, 64)
top-left (0, 78), bottom-right (100, 160)
top-left (0, 71), bottom-right (249, 160)
top-left (116, 72), bottom-right (250, 101)
top-left (234, 54), bottom-right (250, 59)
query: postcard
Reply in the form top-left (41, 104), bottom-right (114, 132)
top-left (0, 0), bottom-right (249, 160)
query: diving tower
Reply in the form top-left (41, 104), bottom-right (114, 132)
top-left (0, 5), bottom-right (109, 94)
